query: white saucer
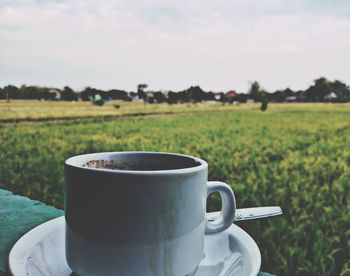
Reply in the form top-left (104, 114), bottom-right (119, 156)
top-left (9, 216), bottom-right (261, 276)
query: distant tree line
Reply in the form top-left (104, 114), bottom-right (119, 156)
top-left (1, 77), bottom-right (349, 103)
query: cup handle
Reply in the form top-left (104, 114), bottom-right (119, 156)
top-left (205, 181), bottom-right (236, 234)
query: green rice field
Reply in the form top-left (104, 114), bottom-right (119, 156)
top-left (0, 101), bottom-right (350, 275)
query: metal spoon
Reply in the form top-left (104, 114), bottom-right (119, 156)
top-left (207, 206), bottom-right (283, 222)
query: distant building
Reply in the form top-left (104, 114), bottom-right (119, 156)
top-left (49, 89), bottom-right (61, 101)
top-left (324, 92), bottom-right (337, 101)
top-left (131, 95), bottom-right (143, 102)
top-left (145, 91), bottom-right (154, 98)
top-left (145, 91), bottom-right (155, 103)
top-left (225, 90), bottom-right (237, 100)
top-left (214, 93), bottom-right (222, 101)
top-left (286, 96), bottom-right (297, 102)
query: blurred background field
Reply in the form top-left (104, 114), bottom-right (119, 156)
top-left (1, 101), bottom-right (350, 275)
top-left (0, 100), bottom-right (249, 120)
top-left (1, 100), bottom-right (349, 120)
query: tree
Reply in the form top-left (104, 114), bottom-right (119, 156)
top-left (20, 85), bottom-right (44, 99)
top-left (235, 93), bottom-right (248, 103)
top-left (0, 87), bottom-right (4, 100)
top-left (205, 92), bottom-right (216, 101)
top-left (3, 85), bottom-right (20, 100)
top-left (261, 99), bottom-right (268, 111)
top-left (153, 91), bottom-right (167, 103)
top-left (330, 80), bottom-right (350, 102)
top-left (269, 90), bottom-right (285, 102)
top-left (217, 92), bottom-right (225, 102)
top-left (80, 87), bottom-right (104, 101)
top-left (248, 81), bottom-right (263, 101)
top-left (41, 89), bottom-right (57, 101)
top-left (177, 90), bottom-right (191, 103)
top-left (167, 91), bottom-right (178, 104)
top-left (304, 77), bottom-right (331, 102)
top-left (137, 84), bottom-right (148, 99)
top-left (107, 89), bottom-right (129, 100)
top-left (61, 86), bottom-right (78, 101)
top-left (188, 86), bottom-right (206, 102)
top-left (283, 88), bottom-right (295, 97)
top-left (173, 86), bottom-right (207, 103)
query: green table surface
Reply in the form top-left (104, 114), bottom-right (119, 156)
top-left (0, 189), bottom-right (274, 275)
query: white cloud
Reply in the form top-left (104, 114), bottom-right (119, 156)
top-left (0, 0), bottom-right (350, 92)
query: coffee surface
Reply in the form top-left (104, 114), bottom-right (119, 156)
top-left (82, 159), bottom-right (170, 171)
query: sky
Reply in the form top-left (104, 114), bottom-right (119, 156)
top-left (0, 0), bottom-right (350, 93)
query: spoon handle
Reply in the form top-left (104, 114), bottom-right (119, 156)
top-left (207, 206), bottom-right (283, 222)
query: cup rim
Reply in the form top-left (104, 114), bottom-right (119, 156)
top-left (65, 151), bottom-right (208, 175)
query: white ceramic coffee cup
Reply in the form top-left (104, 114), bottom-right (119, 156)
top-left (65, 152), bottom-right (236, 276)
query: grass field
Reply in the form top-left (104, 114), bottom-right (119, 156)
top-left (0, 100), bottom-right (254, 121)
top-left (0, 101), bottom-right (350, 275)
top-left (1, 100), bottom-right (348, 120)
